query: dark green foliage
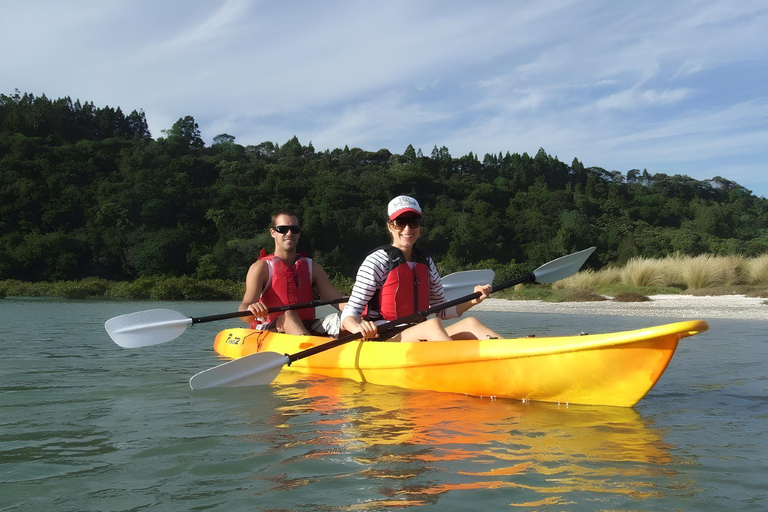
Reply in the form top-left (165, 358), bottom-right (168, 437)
top-left (2, 90), bottom-right (768, 287)
top-left (148, 276), bottom-right (236, 301)
top-left (51, 277), bottom-right (112, 299)
top-left (612, 292), bottom-right (651, 302)
top-left (565, 290), bottom-right (608, 302)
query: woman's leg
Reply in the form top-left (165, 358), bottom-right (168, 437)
top-left (387, 318), bottom-right (452, 342)
top-left (445, 317), bottom-right (501, 340)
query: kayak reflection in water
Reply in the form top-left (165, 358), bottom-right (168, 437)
top-left (341, 196), bottom-right (500, 342)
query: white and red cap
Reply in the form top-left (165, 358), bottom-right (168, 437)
top-left (387, 195), bottom-right (422, 220)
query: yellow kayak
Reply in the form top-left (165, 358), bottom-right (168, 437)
top-left (213, 320), bottom-right (708, 407)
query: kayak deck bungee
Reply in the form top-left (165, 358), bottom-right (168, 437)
top-left (212, 320), bottom-right (708, 407)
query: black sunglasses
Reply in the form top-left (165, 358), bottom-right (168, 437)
top-left (273, 225), bottom-right (302, 234)
top-left (391, 217), bottom-right (422, 230)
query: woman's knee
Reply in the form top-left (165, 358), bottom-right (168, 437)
top-left (456, 316), bottom-right (484, 330)
top-left (400, 318), bottom-right (450, 342)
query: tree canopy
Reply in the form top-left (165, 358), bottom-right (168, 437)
top-left (2, 90), bottom-right (767, 283)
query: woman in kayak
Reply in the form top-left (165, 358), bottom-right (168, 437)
top-left (341, 195), bottom-right (501, 342)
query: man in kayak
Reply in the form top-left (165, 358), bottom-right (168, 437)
top-left (341, 196), bottom-right (500, 342)
top-left (239, 209), bottom-right (346, 337)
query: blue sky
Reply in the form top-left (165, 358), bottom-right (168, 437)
top-left (2, 1), bottom-right (767, 197)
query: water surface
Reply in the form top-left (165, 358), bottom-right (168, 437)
top-left (1, 298), bottom-right (766, 511)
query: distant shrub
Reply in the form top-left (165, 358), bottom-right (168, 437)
top-left (110, 277), bottom-right (158, 299)
top-left (52, 278), bottom-right (111, 299)
top-left (196, 254), bottom-right (220, 280)
top-left (496, 285), bottom-right (560, 302)
top-left (0, 280), bottom-right (55, 296)
top-left (149, 276), bottom-right (236, 300)
top-left (206, 279), bottom-right (244, 300)
top-left (612, 292), bottom-right (650, 302)
top-left (745, 288), bottom-right (768, 298)
top-left (330, 274), bottom-right (355, 295)
top-left (564, 289), bottom-right (608, 302)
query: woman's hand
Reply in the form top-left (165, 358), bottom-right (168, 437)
top-left (470, 284), bottom-right (493, 306)
top-left (343, 317), bottom-right (379, 339)
top-left (358, 320), bottom-right (379, 339)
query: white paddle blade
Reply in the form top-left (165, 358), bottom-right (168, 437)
top-left (442, 269), bottom-right (495, 301)
top-left (189, 351), bottom-right (289, 390)
top-left (105, 309), bottom-right (192, 348)
top-left (532, 246), bottom-right (596, 284)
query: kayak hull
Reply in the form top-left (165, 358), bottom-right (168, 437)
top-left (213, 320), bottom-right (708, 407)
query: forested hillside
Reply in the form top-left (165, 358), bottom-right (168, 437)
top-left (2, 90), bottom-right (767, 283)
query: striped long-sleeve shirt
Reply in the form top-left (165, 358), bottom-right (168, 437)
top-left (340, 248), bottom-right (459, 325)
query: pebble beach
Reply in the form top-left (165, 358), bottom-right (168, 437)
top-left (476, 295), bottom-right (768, 320)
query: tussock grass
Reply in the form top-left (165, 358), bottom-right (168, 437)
top-left (553, 268), bottom-right (621, 290)
top-left (552, 252), bottom-right (768, 294)
top-left (622, 257), bottom-right (668, 287)
top-left (746, 254), bottom-right (768, 284)
top-left (681, 254), bottom-right (729, 289)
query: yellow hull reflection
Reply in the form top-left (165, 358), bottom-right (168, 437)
top-left (258, 373), bottom-right (681, 509)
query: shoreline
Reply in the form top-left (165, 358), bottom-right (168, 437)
top-left (475, 295), bottom-right (768, 320)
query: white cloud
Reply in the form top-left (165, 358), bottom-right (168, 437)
top-left (1, 0), bottom-right (767, 196)
top-left (596, 87), bottom-right (694, 110)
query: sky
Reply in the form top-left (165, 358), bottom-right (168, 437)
top-left (2, 0), bottom-right (767, 196)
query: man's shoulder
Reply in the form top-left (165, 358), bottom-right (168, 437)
top-left (248, 258), bottom-right (269, 273)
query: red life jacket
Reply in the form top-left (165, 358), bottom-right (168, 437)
top-left (366, 246), bottom-right (430, 321)
top-left (259, 254), bottom-right (315, 322)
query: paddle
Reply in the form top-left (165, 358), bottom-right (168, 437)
top-left (442, 269), bottom-right (494, 301)
top-left (105, 270), bottom-right (494, 349)
top-left (189, 247), bottom-right (595, 390)
top-left (105, 297), bottom-right (347, 349)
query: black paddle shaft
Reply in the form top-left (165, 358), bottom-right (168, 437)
top-left (190, 297), bottom-right (348, 324)
top-left (286, 272), bottom-right (536, 364)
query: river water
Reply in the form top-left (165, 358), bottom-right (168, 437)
top-left (1, 298), bottom-right (766, 511)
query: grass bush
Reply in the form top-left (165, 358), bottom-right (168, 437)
top-left (52, 277), bottom-right (111, 299)
top-left (330, 274), bottom-right (355, 296)
top-left (681, 254), bottom-right (728, 289)
top-left (109, 277), bottom-right (159, 299)
top-left (496, 286), bottom-right (562, 302)
top-left (745, 288), bottom-right (768, 298)
top-left (622, 257), bottom-right (668, 287)
top-left (149, 276), bottom-right (239, 301)
top-left (0, 276), bottom-right (243, 301)
top-left (564, 290), bottom-right (607, 302)
top-left (553, 267), bottom-right (621, 290)
top-left (746, 254), bottom-right (768, 284)
top-left (612, 292), bottom-right (650, 302)
top-left (656, 253), bottom-right (685, 288)
top-left (724, 254), bottom-right (749, 285)
top-left (0, 280), bottom-right (55, 296)
top-left (598, 283), bottom-right (683, 296)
